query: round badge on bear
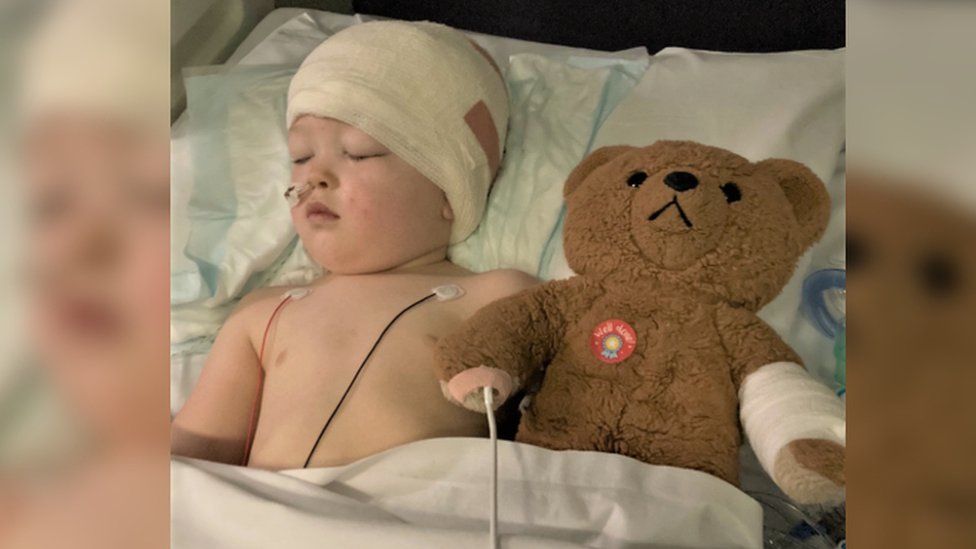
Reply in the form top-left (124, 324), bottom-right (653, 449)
top-left (589, 319), bottom-right (637, 364)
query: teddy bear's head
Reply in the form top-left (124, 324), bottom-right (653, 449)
top-left (562, 140), bottom-right (830, 310)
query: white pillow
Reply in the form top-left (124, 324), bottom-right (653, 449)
top-left (449, 53), bottom-right (646, 275)
top-left (541, 47), bottom-right (846, 381)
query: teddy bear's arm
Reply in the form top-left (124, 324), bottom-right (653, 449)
top-left (715, 304), bottom-right (846, 504)
top-left (434, 279), bottom-right (576, 411)
top-left (714, 304), bottom-right (802, 389)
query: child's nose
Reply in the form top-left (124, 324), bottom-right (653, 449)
top-left (308, 166), bottom-right (338, 189)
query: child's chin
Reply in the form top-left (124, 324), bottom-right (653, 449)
top-left (309, 250), bottom-right (378, 275)
top-left (311, 250), bottom-right (411, 275)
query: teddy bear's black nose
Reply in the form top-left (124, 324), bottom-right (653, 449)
top-left (664, 171), bottom-right (699, 192)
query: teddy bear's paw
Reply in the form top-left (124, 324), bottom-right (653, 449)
top-left (773, 438), bottom-right (845, 505)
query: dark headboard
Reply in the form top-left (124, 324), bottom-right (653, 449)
top-left (352, 0), bottom-right (845, 53)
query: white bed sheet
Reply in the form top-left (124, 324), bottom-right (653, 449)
top-left (172, 437), bottom-right (762, 548)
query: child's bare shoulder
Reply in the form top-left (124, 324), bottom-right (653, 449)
top-left (235, 285), bottom-right (300, 313)
top-left (461, 268), bottom-right (539, 307)
top-left (226, 285), bottom-right (306, 339)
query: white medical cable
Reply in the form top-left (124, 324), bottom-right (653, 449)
top-left (483, 386), bottom-right (498, 549)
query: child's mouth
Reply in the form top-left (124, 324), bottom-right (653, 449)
top-left (306, 201), bottom-right (340, 223)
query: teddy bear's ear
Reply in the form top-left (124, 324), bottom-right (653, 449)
top-left (563, 145), bottom-right (634, 198)
top-left (755, 158), bottom-right (831, 250)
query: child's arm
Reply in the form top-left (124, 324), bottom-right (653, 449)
top-left (170, 289), bottom-right (277, 465)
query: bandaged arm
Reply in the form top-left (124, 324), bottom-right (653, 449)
top-left (716, 304), bottom-right (846, 477)
top-left (740, 362), bottom-right (846, 477)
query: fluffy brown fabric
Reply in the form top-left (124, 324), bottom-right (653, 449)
top-left (774, 439), bottom-right (846, 504)
top-left (435, 140), bottom-right (830, 487)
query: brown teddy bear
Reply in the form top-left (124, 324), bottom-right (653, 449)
top-left (434, 140), bottom-right (846, 504)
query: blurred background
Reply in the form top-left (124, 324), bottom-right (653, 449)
top-left (847, 1), bottom-right (976, 546)
top-left (0, 0), bottom-right (169, 547)
top-left (0, 0), bottom-right (973, 547)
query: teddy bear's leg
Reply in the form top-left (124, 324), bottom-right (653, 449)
top-left (514, 368), bottom-right (639, 457)
top-left (516, 394), bottom-right (597, 452)
top-left (517, 410), bottom-right (626, 453)
top-left (614, 395), bottom-right (743, 486)
top-left (514, 366), bottom-right (611, 451)
top-left (516, 418), bottom-right (585, 452)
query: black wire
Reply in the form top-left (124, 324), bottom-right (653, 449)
top-left (303, 292), bottom-right (437, 468)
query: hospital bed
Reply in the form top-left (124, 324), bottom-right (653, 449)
top-left (170, 2), bottom-right (845, 547)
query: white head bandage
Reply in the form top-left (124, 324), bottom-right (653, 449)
top-left (286, 20), bottom-right (510, 244)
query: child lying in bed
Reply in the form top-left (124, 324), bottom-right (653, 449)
top-left (171, 21), bottom-right (535, 469)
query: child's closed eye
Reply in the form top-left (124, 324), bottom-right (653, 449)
top-left (345, 151), bottom-right (388, 162)
top-left (291, 151), bottom-right (388, 165)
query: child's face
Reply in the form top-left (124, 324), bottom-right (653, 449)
top-left (287, 115), bottom-right (454, 274)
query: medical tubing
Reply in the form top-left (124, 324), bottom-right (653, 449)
top-left (484, 386), bottom-right (498, 549)
top-left (243, 294), bottom-right (294, 466)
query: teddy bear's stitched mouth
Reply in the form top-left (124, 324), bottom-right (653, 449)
top-left (648, 196), bottom-right (694, 228)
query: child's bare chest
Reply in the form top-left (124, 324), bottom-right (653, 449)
top-left (263, 282), bottom-right (453, 388)
top-left (247, 275), bottom-right (475, 468)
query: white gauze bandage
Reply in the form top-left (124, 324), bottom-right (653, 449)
top-left (739, 362), bottom-right (846, 477)
top-left (286, 20), bottom-right (510, 244)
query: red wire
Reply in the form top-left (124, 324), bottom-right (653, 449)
top-left (241, 295), bottom-right (292, 466)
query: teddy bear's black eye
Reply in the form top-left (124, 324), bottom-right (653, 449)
top-left (720, 182), bottom-right (742, 203)
top-left (627, 171), bottom-right (648, 188)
